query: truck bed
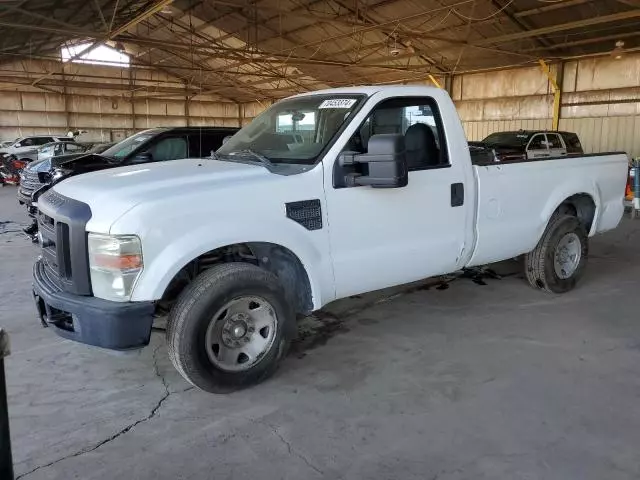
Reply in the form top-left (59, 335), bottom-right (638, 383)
top-left (468, 152), bottom-right (628, 266)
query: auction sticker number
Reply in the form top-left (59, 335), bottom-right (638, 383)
top-left (319, 99), bottom-right (357, 109)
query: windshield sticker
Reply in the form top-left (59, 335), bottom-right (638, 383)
top-left (319, 99), bottom-right (357, 109)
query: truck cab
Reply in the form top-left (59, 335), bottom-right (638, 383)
top-left (31, 86), bottom-right (628, 394)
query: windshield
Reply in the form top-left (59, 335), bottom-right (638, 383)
top-left (101, 131), bottom-right (156, 159)
top-left (482, 132), bottom-right (531, 148)
top-left (217, 94), bottom-right (365, 165)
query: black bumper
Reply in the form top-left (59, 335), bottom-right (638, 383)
top-left (32, 259), bottom-right (155, 350)
top-left (16, 188), bottom-right (31, 206)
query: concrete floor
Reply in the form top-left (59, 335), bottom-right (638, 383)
top-left (2, 184), bottom-right (640, 480)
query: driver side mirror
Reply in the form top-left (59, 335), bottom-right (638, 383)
top-left (338, 134), bottom-right (408, 188)
top-left (131, 152), bottom-right (152, 163)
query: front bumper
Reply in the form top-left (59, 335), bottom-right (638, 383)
top-left (32, 258), bottom-right (155, 350)
top-left (16, 187), bottom-right (32, 207)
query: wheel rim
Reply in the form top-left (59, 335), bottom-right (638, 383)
top-left (205, 296), bottom-right (278, 372)
top-left (554, 232), bottom-right (582, 279)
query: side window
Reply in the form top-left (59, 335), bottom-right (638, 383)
top-left (548, 134), bottom-right (563, 149)
top-left (36, 137), bottom-right (53, 145)
top-left (345, 96), bottom-right (449, 171)
top-left (66, 143), bottom-right (83, 152)
top-left (22, 138), bottom-right (35, 147)
top-left (562, 133), bottom-right (582, 153)
top-left (147, 136), bottom-right (188, 162)
top-left (187, 132), bottom-right (226, 158)
top-left (54, 144), bottom-right (63, 155)
top-left (528, 134), bottom-right (547, 150)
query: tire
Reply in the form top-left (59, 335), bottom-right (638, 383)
top-left (524, 214), bottom-right (588, 293)
top-left (166, 262), bottom-right (295, 393)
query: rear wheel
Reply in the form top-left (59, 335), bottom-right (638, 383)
top-left (166, 263), bottom-right (295, 393)
top-left (524, 214), bottom-right (588, 293)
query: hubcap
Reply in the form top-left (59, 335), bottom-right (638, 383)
top-left (205, 296), bottom-right (278, 372)
top-left (554, 232), bottom-right (582, 279)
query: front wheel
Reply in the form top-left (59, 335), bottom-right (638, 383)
top-left (524, 214), bottom-right (588, 293)
top-left (166, 263), bottom-right (295, 393)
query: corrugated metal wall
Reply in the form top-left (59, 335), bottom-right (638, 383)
top-left (558, 56), bottom-right (640, 158)
top-left (453, 65), bottom-right (555, 141)
top-left (462, 119), bottom-right (553, 143)
top-left (455, 54), bottom-right (640, 158)
top-left (1, 55), bottom-right (639, 157)
top-left (0, 61), bottom-right (242, 143)
top-left (559, 116), bottom-right (639, 155)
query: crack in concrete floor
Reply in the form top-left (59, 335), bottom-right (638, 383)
top-left (15, 345), bottom-right (176, 479)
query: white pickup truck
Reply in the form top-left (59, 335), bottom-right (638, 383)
top-left (32, 86), bottom-right (628, 393)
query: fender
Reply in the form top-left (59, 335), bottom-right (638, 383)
top-left (539, 180), bottom-right (600, 239)
top-left (124, 214), bottom-right (334, 310)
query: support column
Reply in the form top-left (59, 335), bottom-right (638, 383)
top-left (61, 69), bottom-right (71, 132)
top-left (428, 74), bottom-right (443, 89)
top-left (185, 94), bottom-right (190, 127)
top-left (237, 102), bottom-right (243, 128)
top-left (539, 59), bottom-right (563, 131)
top-left (444, 74), bottom-right (453, 96)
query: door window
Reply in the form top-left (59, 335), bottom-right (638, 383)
top-left (547, 134), bottom-right (563, 149)
top-left (345, 97), bottom-right (448, 171)
top-left (147, 136), bottom-right (188, 162)
top-left (65, 143), bottom-right (84, 152)
top-left (528, 134), bottom-right (548, 150)
top-left (561, 133), bottom-right (582, 153)
top-left (187, 132), bottom-right (228, 158)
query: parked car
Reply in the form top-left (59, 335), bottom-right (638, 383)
top-left (0, 135), bottom-right (74, 158)
top-left (31, 86), bottom-right (627, 393)
top-left (19, 127), bottom-right (237, 240)
top-left (9, 141), bottom-right (90, 165)
top-left (18, 142), bottom-right (114, 212)
top-left (473, 130), bottom-right (584, 161)
top-left (0, 140), bottom-right (15, 148)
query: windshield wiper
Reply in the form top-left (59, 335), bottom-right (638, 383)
top-left (208, 150), bottom-right (222, 161)
top-left (230, 149), bottom-right (274, 167)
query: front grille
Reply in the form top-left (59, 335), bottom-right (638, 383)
top-left (38, 210), bottom-right (69, 282)
top-left (37, 190), bottom-right (92, 296)
top-left (19, 169), bottom-right (43, 197)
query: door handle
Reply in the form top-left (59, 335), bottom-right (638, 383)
top-left (451, 183), bottom-right (464, 207)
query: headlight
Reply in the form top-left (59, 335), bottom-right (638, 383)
top-left (88, 233), bottom-right (143, 302)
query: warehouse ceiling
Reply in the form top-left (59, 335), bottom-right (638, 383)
top-left (1, 0), bottom-right (640, 102)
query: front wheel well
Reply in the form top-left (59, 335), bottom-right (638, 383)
top-left (553, 193), bottom-right (596, 232)
top-left (159, 242), bottom-right (313, 316)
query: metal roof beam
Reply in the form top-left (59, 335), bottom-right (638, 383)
top-left (474, 9), bottom-right (640, 46)
top-left (514, 0), bottom-right (594, 18)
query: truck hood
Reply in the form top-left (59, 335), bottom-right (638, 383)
top-left (52, 158), bottom-right (270, 232)
top-left (54, 152), bottom-right (116, 170)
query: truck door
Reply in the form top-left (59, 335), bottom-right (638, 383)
top-left (324, 95), bottom-right (470, 299)
top-left (546, 133), bottom-right (567, 157)
top-left (527, 133), bottom-right (550, 159)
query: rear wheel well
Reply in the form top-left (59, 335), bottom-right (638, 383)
top-left (554, 193), bottom-right (595, 232)
top-left (160, 242), bottom-right (313, 316)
